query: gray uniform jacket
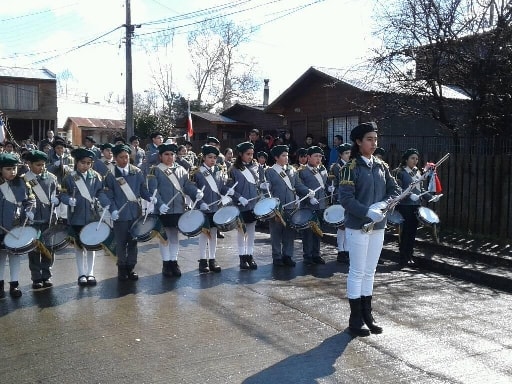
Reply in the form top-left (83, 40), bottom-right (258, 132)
top-left (338, 156), bottom-right (400, 230)
top-left (194, 164), bottom-right (230, 213)
top-left (228, 162), bottom-right (261, 213)
top-left (24, 170), bottom-right (60, 224)
top-left (93, 158), bottom-right (116, 179)
top-left (0, 177), bottom-right (36, 235)
top-left (298, 165), bottom-right (329, 210)
top-left (60, 170), bottom-right (110, 225)
top-left (329, 160), bottom-right (346, 204)
top-left (394, 166), bottom-right (433, 206)
top-left (131, 147), bottom-right (145, 168)
top-left (264, 165), bottom-right (310, 212)
top-left (47, 154), bottom-right (74, 185)
top-left (147, 163), bottom-right (198, 214)
top-left (105, 165), bottom-right (151, 221)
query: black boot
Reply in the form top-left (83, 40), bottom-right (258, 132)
top-left (0, 280), bottom-right (4, 299)
top-left (348, 298), bottom-right (370, 337)
top-left (169, 261), bottom-right (182, 277)
top-left (117, 265), bottom-right (129, 281)
top-left (282, 256), bottom-right (296, 267)
top-left (361, 296), bottom-right (383, 334)
top-left (208, 259), bottom-right (221, 273)
top-left (9, 281), bottom-right (22, 298)
top-left (127, 265), bottom-right (139, 281)
top-left (162, 261), bottom-right (173, 277)
top-left (246, 255), bottom-right (257, 270)
top-left (239, 255), bottom-right (250, 270)
top-left (199, 259), bottom-right (210, 273)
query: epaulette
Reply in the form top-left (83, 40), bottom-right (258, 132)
top-left (347, 159), bottom-right (357, 170)
top-left (148, 166), bottom-right (156, 177)
top-left (296, 164), bottom-right (306, 172)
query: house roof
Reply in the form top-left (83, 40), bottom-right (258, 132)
top-left (64, 117), bottom-right (125, 130)
top-left (58, 97), bottom-right (125, 128)
top-left (0, 66), bottom-right (56, 81)
top-left (221, 103), bottom-right (266, 116)
top-left (192, 111), bottom-right (248, 125)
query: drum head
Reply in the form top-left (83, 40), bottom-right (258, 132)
top-left (41, 224), bottom-right (70, 249)
top-left (254, 198), bottom-right (279, 217)
top-left (323, 205), bottom-right (345, 224)
top-left (213, 206), bottom-right (240, 224)
top-left (291, 209), bottom-right (314, 226)
top-left (418, 207), bottom-right (440, 224)
top-left (4, 226), bottom-right (38, 250)
top-left (178, 210), bottom-right (205, 233)
top-left (387, 210), bottom-right (404, 226)
top-left (80, 222), bottom-right (111, 246)
top-left (131, 215), bottom-right (159, 237)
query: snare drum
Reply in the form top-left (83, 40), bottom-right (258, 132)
top-left (417, 207), bottom-right (440, 226)
top-left (213, 206), bottom-right (241, 232)
top-left (79, 221), bottom-right (114, 251)
top-left (4, 226), bottom-right (38, 255)
top-left (178, 210), bottom-right (207, 237)
top-left (253, 197), bottom-right (280, 221)
top-left (130, 215), bottom-right (166, 242)
top-left (387, 210), bottom-right (405, 227)
top-left (289, 208), bottom-right (315, 231)
top-left (41, 224), bottom-right (70, 252)
top-left (322, 204), bottom-right (345, 227)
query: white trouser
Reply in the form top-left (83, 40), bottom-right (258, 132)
top-left (159, 228), bottom-right (179, 261)
top-left (199, 227), bottom-right (218, 259)
top-left (337, 228), bottom-right (346, 252)
top-left (236, 222), bottom-right (256, 255)
top-left (345, 228), bottom-right (384, 299)
top-left (75, 248), bottom-right (96, 276)
top-left (0, 251), bottom-right (21, 282)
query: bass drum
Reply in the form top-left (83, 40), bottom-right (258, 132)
top-left (417, 207), bottom-right (440, 226)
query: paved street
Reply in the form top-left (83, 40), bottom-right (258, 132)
top-left (1, 229), bottom-right (511, 383)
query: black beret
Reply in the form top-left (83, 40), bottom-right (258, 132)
top-left (402, 148), bottom-right (419, 160)
top-left (374, 147), bottom-right (386, 157)
top-left (236, 141), bottom-right (254, 154)
top-left (71, 148), bottom-right (95, 160)
top-left (201, 145), bottom-right (220, 156)
top-left (129, 135), bottom-right (139, 143)
top-left (307, 146), bottom-right (324, 156)
top-left (25, 150), bottom-right (48, 163)
top-left (206, 136), bottom-right (220, 144)
top-left (113, 136), bottom-right (126, 144)
top-left (337, 143), bottom-right (352, 153)
top-left (112, 144), bottom-right (132, 156)
top-left (270, 145), bottom-right (289, 158)
top-left (349, 122), bottom-right (378, 142)
top-left (296, 148), bottom-right (308, 157)
top-left (150, 132), bottom-right (163, 139)
top-left (0, 153), bottom-right (20, 167)
top-left (100, 143), bottom-right (115, 151)
top-left (52, 139), bottom-right (67, 149)
top-left (158, 143), bottom-right (178, 154)
top-left (256, 151), bottom-right (268, 159)
top-left (84, 135), bottom-right (96, 143)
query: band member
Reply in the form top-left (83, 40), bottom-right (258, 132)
top-left (228, 142), bottom-right (261, 270)
top-left (184, 141), bottom-right (198, 167)
top-left (194, 145), bottom-right (231, 273)
top-left (0, 153), bottom-right (36, 298)
top-left (24, 150), bottom-right (61, 289)
top-left (394, 148), bottom-right (440, 268)
top-left (338, 122), bottom-right (400, 337)
top-left (298, 146), bottom-right (333, 265)
top-left (176, 145), bottom-right (193, 171)
top-left (147, 143), bottom-right (202, 277)
top-left (330, 143), bottom-right (351, 263)
top-left (60, 148), bottom-right (111, 286)
top-left (129, 135), bottom-right (145, 167)
top-left (256, 151), bottom-right (268, 181)
top-left (93, 143), bottom-right (116, 178)
top-left (262, 145), bottom-right (311, 267)
top-left (294, 148), bottom-right (308, 169)
top-left (47, 139), bottom-right (74, 223)
top-left (105, 144), bottom-right (155, 281)
top-left (83, 136), bottom-right (101, 159)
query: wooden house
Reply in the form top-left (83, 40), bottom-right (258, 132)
top-left (62, 117), bottom-right (125, 146)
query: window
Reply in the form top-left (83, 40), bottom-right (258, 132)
top-left (0, 84), bottom-right (38, 111)
top-left (326, 115), bottom-right (359, 147)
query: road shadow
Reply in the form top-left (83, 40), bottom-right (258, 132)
top-left (242, 331), bottom-right (354, 384)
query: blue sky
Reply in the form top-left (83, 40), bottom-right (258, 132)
top-left (0, 0), bottom-right (378, 104)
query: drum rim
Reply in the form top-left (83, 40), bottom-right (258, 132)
top-left (42, 226), bottom-right (70, 248)
top-left (178, 210), bottom-right (206, 234)
top-left (79, 221), bottom-right (112, 245)
top-left (4, 226), bottom-right (38, 248)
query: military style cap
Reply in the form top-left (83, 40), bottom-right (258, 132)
top-left (201, 145), bottom-right (220, 156)
top-left (158, 143), bottom-right (178, 154)
top-left (307, 146), bottom-right (324, 156)
top-left (25, 150), bottom-right (48, 163)
top-left (112, 144), bottom-right (132, 156)
top-left (270, 145), bottom-right (289, 158)
top-left (71, 148), bottom-right (96, 160)
top-left (236, 141), bottom-right (254, 154)
top-left (0, 153), bottom-right (20, 167)
top-left (349, 122), bottom-right (378, 142)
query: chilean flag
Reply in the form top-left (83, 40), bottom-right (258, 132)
top-left (187, 100), bottom-right (194, 138)
top-left (0, 115), bottom-right (5, 143)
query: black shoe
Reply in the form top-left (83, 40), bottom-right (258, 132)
top-left (9, 281), bottom-right (22, 298)
top-left (282, 256), bottom-right (296, 267)
top-left (78, 275), bottom-right (88, 286)
top-left (303, 258), bottom-right (314, 266)
top-left (246, 255), bottom-right (257, 270)
top-left (169, 261), bottom-right (182, 277)
top-left (117, 266), bottom-right (129, 281)
top-left (239, 255), bottom-right (251, 270)
top-left (86, 276), bottom-right (97, 286)
top-left (199, 259), bottom-right (210, 273)
top-left (162, 261), bottom-right (174, 277)
top-left (128, 271), bottom-right (139, 281)
top-left (42, 279), bottom-right (53, 288)
top-left (208, 259), bottom-right (221, 273)
top-left (272, 259), bottom-right (285, 267)
top-left (32, 281), bottom-right (44, 290)
top-left (312, 256), bottom-right (326, 264)
top-left (216, 231), bottom-right (225, 239)
top-left (0, 280), bottom-right (5, 299)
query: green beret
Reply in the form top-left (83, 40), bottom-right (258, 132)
top-left (307, 146), bottom-right (324, 156)
top-left (112, 144), bottom-right (132, 156)
top-left (25, 150), bottom-right (48, 163)
top-left (0, 153), bottom-right (20, 167)
top-left (349, 122), bottom-right (378, 142)
top-left (296, 148), bottom-right (308, 157)
top-left (158, 143), bottom-right (178, 154)
top-left (402, 148), bottom-right (419, 160)
top-left (270, 145), bottom-right (289, 158)
top-left (236, 141), bottom-right (254, 154)
top-left (256, 151), bottom-right (268, 159)
top-left (337, 143), bottom-right (352, 153)
top-left (201, 145), bottom-right (220, 156)
top-left (100, 143), bottom-right (115, 151)
top-left (71, 148), bottom-right (95, 160)
top-left (206, 136), bottom-right (220, 144)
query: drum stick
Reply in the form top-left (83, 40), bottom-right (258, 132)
top-left (117, 201), bottom-right (129, 214)
top-left (281, 185), bottom-right (322, 208)
top-left (0, 225), bottom-right (19, 240)
top-left (263, 175), bottom-right (272, 198)
top-left (190, 185), bottom-right (206, 211)
top-left (143, 189), bottom-right (158, 225)
top-left (96, 207), bottom-right (109, 231)
top-left (166, 191), bottom-right (181, 207)
top-left (71, 187), bottom-right (76, 213)
top-left (236, 195), bottom-right (260, 206)
top-left (428, 193), bottom-right (443, 203)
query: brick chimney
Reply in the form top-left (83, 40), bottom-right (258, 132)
top-left (263, 79), bottom-right (269, 106)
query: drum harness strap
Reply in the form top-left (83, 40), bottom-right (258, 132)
top-left (158, 163), bottom-right (188, 205)
top-left (72, 172), bottom-right (94, 204)
top-left (271, 164), bottom-right (293, 191)
top-left (24, 172), bottom-right (51, 206)
top-left (0, 181), bottom-right (17, 204)
top-left (308, 165), bottom-right (326, 189)
top-left (199, 165), bottom-right (221, 196)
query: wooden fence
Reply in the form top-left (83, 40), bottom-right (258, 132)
top-left (386, 152), bottom-right (512, 240)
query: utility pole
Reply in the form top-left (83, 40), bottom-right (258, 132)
top-left (125, 0), bottom-right (134, 140)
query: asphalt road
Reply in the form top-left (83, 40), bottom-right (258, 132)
top-left (1, 229), bottom-right (511, 383)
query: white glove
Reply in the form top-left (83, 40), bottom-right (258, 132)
top-left (309, 197), bottom-right (319, 205)
top-left (25, 210), bottom-right (34, 221)
top-left (68, 197), bottom-right (77, 207)
top-left (104, 205), bottom-right (110, 211)
top-left (226, 187), bottom-right (235, 196)
top-left (200, 202), bottom-right (209, 211)
top-left (238, 196), bottom-right (249, 206)
top-left (430, 194), bottom-right (441, 203)
top-left (327, 185), bottom-right (335, 193)
top-left (196, 190), bottom-right (204, 200)
top-left (111, 210), bottom-right (119, 221)
top-left (369, 201), bottom-right (387, 210)
top-left (149, 196), bottom-right (158, 204)
top-left (54, 160), bottom-right (61, 167)
top-left (367, 208), bottom-right (385, 223)
top-left (307, 189), bottom-right (316, 198)
top-left (51, 196), bottom-right (60, 205)
top-left (221, 195), bottom-right (232, 206)
top-left (409, 193), bottom-right (420, 202)
top-left (260, 182), bottom-right (270, 190)
top-left (159, 204), bottom-right (170, 214)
